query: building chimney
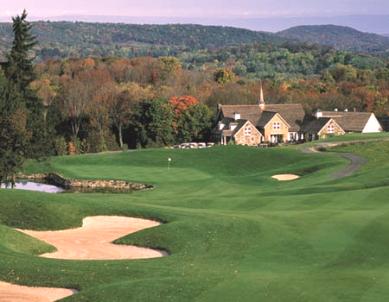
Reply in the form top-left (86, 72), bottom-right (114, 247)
top-left (315, 109), bottom-right (323, 119)
top-left (259, 81), bottom-right (265, 110)
top-left (234, 112), bottom-right (241, 121)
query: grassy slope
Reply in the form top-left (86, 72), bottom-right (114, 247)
top-left (1, 142), bottom-right (389, 301)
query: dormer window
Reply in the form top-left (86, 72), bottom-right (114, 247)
top-left (234, 112), bottom-right (241, 120)
top-left (218, 122), bottom-right (225, 130)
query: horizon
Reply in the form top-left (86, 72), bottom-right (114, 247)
top-left (1, 0), bottom-right (389, 34)
top-left (0, 14), bottom-right (388, 34)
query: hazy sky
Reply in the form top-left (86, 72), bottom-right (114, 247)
top-left (1, 0), bottom-right (388, 18)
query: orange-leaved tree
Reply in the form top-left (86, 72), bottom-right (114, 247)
top-left (169, 95), bottom-right (199, 116)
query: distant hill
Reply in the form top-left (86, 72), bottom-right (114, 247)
top-left (277, 25), bottom-right (389, 54)
top-left (1, 21), bottom-right (388, 63)
top-left (0, 21), bottom-right (284, 61)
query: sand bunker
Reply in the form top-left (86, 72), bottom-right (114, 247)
top-left (18, 216), bottom-right (166, 260)
top-left (272, 174), bottom-right (300, 181)
top-left (0, 281), bottom-right (75, 302)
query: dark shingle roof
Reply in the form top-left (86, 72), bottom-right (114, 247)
top-left (257, 111), bottom-right (278, 128)
top-left (378, 117), bottom-right (389, 131)
top-left (301, 118), bottom-right (332, 133)
top-left (320, 111), bottom-right (372, 132)
top-left (220, 103), bottom-right (305, 132)
top-left (214, 117), bottom-right (250, 137)
top-left (220, 105), bottom-right (262, 125)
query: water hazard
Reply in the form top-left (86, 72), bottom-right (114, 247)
top-left (0, 181), bottom-right (64, 193)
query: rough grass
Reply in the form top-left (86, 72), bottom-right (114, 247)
top-left (1, 143), bottom-right (389, 301)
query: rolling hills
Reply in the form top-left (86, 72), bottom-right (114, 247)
top-left (2, 22), bottom-right (389, 62)
top-left (0, 22), bottom-right (283, 61)
top-left (277, 24), bottom-right (389, 54)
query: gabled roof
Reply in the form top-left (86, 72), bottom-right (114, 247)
top-left (232, 120), bottom-right (263, 137)
top-left (378, 117), bottom-right (389, 132)
top-left (301, 117), bottom-right (345, 135)
top-left (257, 111), bottom-right (291, 128)
top-left (264, 104), bottom-right (305, 132)
top-left (219, 103), bottom-right (305, 132)
top-left (231, 119), bottom-right (251, 136)
top-left (320, 111), bottom-right (373, 132)
top-left (219, 105), bottom-right (262, 125)
top-left (214, 117), bottom-right (251, 137)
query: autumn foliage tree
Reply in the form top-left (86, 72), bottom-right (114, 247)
top-left (169, 95), bottom-right (199, 116)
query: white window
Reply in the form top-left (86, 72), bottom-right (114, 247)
top-left (244, 126), bottom-right (252, 136)
top-left (273, 122), bottom-right (281, 130)
top-left (327, 123), bottom-right (335, 134)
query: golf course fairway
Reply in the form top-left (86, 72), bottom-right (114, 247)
top-left (1, 136), bottom-right (389, 301)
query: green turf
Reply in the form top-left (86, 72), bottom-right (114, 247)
top-left (1, 142), bottom-right (389, 301)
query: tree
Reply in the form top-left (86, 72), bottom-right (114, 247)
top-left (0, 10), bottom-right (50, 184)
top-left (176, 104), bottom-right (212, 143)
top-left (4, 10), bottom-right (50, 158)
top-left (59, 77), bottom-right (89, 140)
top-left (30, 78), bottom-right (58, 122)
top-left (169, 95), bottom-right (199, 116)
top-left (131, 99), bottom-right (175, 148)
top-left (88, 81), bottom-right (116, 152)
top-left (109, 88), bottom-right (133, 148)
top-left (4, 9), bottom-right (36, 95)
top-left (214, 68), bottom-right (235, 84)
top-left (0, 72), bottom-right (30, 186)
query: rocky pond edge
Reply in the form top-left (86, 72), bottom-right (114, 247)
top-left (17, 173), bottom-right (154, 192)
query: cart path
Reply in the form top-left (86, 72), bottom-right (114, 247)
top-left (302, 141), bottom-right (368, 180)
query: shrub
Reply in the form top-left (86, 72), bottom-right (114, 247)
top-left (54, 137), bottom-right (67, 156)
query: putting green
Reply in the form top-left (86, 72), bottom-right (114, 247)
top-left (1, 137), bottom-right (389, 301)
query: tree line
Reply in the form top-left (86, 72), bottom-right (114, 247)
top-left (2, 11), bottom-right (389, 185)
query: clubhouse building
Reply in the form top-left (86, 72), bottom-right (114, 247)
top-left (213, 87), bottom-right (383, 146)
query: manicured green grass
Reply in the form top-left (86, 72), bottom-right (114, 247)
top-left (1, 143), bottom-right (389, 301)
top-left (300, 132), bottom-right (389, 147)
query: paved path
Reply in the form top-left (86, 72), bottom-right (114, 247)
top-left (302, 141), bottom-right (367, 180)
top-left (331, 152), bottom-right (367, 179)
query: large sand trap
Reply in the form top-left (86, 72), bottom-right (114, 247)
top-left (0, 281), bottom-right (75, 302)
top-left (272, 174), bottom-right (300, 181)
top-left (18, 216), bottom-right (166, 260)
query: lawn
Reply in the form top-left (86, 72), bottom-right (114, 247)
top-left (1, 142), bottom-right (389, 301)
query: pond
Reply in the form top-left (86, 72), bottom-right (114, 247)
top-left (0, 181), bottom-right (64, 193)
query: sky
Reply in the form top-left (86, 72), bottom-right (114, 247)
top-left (0, 0), bottom-right (388, 33)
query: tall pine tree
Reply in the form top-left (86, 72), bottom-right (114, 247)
top-left (4, 10), bottom-right (53, 158)
top-left (0, 10), bottom-right (52, 186)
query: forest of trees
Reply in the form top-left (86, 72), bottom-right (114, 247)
top-left (278, 25), bottom-right (389, 54)
top-left (1, 11), bottom-right (389, 184)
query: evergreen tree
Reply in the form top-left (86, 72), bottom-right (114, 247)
top-left (4, 10), bottom-right (53, 158)
top-left (0, 10), bottom-right (52, 186)
top-left (0, 71), bottom-right (29, 186)
top-left (5, 10), bottom-right (36, 94)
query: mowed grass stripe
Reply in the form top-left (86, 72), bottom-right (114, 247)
top-left (1, 140), bottom-right (389, 301)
